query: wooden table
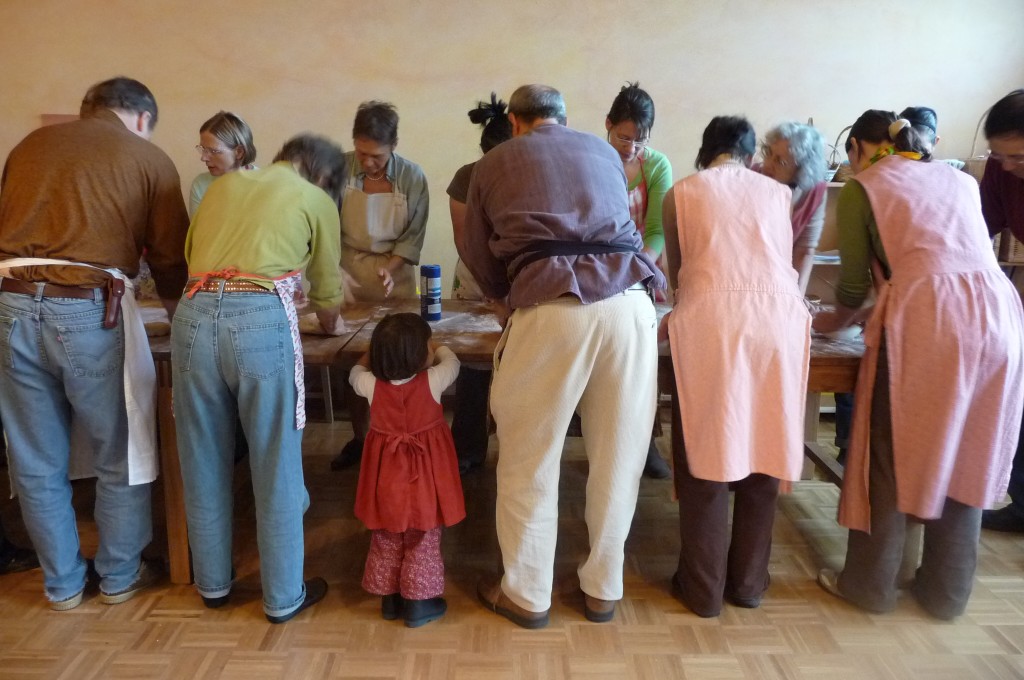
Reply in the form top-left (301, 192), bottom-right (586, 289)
top-left (150, 299), bottom-right (862, 584)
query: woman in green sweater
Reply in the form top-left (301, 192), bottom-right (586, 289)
top-left (605, 82), bottom-right (673, 478)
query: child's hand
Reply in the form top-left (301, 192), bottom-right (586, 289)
top-left (356, 351), bottom-right (371, 368)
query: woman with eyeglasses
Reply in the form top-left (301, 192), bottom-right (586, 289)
top-left (812, 110), bottom-right (1024, 619)
top-left (758, 122), bottom-right (828, 295)
top-left (188, 111), bottom-right (258, 217)
top-left (660, 116), bottom-right (810, 617)
top-left (979, 90), bottom-right (1024, 534)
top-left (605, 83), bottom-right (672, 265)
top-left (604, 82), bottom-right (674, 479)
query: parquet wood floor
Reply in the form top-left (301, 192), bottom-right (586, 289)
top-left (2, 410), bottom-right (1024, 679)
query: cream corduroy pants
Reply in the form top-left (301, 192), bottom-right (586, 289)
top-left (490, 289), bottom-right (658, 612)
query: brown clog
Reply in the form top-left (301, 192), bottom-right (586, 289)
top-left (477, 575), bottom-right (549, 629)
top-left (583, 593), bottom-right (616, 623)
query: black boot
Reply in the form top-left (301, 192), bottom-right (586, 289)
top-left (404, 597), bottom-right (446, 628)
top-left (642, 439), bottom-right (671, 479)
top-left (330, 437), bottom-right (364, 471)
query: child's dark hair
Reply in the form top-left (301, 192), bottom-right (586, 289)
top-left (369, 313), bottom-right (432, 381)
top-left (468, 93), bottom-right (512, 153)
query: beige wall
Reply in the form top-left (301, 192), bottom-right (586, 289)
top-left (2, 0), bottom-right (1023, 291)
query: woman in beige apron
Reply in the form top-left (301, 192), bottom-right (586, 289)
top-left (334, 101), bottom-right (430, 468)
top-left (339, 101), bottom-right (428, 303)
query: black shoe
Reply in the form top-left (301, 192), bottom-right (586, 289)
top-left (266, 577), bottom-right (328, 624)
top-left (0, 542), bottom-right (39, 575)
top-left (982, 505), bottom-right (1024, 533)
top-left (458, 458), bottom-right (483, 476)
top-left (202, 568), bottom-right (236, 609)
top-left (330, 438), bottom-right (364, 471)
top-left (836, 448), bottom-right (848, 467)
top-left (404, 597), bottom-right (446, 628)
top-left (382, 593), bottom-right (404, 620)
top-left (642, 440), bottom-right (672, 479)
top-left (725, 573), bottom-right (770, 609)
top-left (671, 572), bottom-right (720, 618)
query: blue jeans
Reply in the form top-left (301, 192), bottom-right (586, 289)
top-left (171, 290), bottom-right (309, 617)
top-left (0, 290), bottom-right (150, 602)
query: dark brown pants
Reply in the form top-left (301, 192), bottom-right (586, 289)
top-left (672, 426), bottom-right (779, 617)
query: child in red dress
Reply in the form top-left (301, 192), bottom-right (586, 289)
top-left (350, 313), bottom-right (466, 627)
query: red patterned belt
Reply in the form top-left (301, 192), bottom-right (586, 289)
top-left (185, 279), bottom-right (276, 294)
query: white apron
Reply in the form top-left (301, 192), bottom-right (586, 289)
top-left (340, 178), bottom-right (416, 302)
top-left (0, 258), bottom-right (157, 485)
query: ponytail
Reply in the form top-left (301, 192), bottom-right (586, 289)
top-left (888, 118), bottom-right (932, 161)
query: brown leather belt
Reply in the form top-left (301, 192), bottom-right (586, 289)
top-left (0, 277), bottom-right (105, 300)
top-left (186, 279), bottom-right (276, 294)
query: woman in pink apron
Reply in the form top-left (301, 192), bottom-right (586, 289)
top-left (333, 101), bottom-right (430, 470)
top-left (604, 82), bottom-right (674, 479)
top-left (661, 116), bottom-right (810, 617)
top-left (814, 110), bottom-right (1024, 619)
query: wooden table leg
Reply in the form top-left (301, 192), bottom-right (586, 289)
top-left (802, 391), bottom-right (845, 484)
top-left (157, 362), bottom-right (191, 584)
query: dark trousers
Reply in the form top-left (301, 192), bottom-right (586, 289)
top-left (838, 344), bottom-right (981, 619)
top-left (834, 392), bottom-right (854, 452)
top-left (450, 367), bottom-right (490, 467)
top-left (1003, 407), bottom-right (1024, 513)
top-left (672, 432), bottom-right (779, 617)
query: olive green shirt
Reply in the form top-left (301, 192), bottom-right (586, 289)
top-left (835, 179), bottom-right (891, 309)
top-left (186, 162), bottom-right (343, 310)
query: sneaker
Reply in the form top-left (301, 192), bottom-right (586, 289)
top-left (330, 438), bottom-right (364, 471)
top-left (266, 577), bottom-right (327, 624)
top-left (816, 568), bottom-right (844, 601)
top-left (50, 589), bottom-right (84, 611)
top-left (404, 597), bottom-right (446, 628)
top-left (642, 439), bottom-right (672, 480)
top-left (98, 560), bottom-right (162, 605)
top-left (982, 505), bottom-right (1024, 533)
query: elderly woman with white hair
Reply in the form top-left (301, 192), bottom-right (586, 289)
top-left (759, 122), bottom-right (829, 294)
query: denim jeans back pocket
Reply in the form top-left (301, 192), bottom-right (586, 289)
top-left (0, 315), bottom-right (15, 369)
top-left (172, 316), bottom-right (201, 373)
top-left (231, 322), bottom-right (286, 380)
top-left (57, 319), bottom-right (123, 378)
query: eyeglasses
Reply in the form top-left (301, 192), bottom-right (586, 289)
top-left (761, 143), bottom-right (791, 168)
top-left (988, 150), bottom-right (1024, 167)
top-left (613, 133), bottom-right (648, 150)
top-left (195, 145), bottom-right (229, 155)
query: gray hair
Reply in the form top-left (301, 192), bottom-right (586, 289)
top-left (764, 122), bottom-right (827, 191)
top-left (508, 84), bottom-right (567, 126)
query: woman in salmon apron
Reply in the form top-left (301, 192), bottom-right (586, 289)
top-left (661, 116), bottom-right (810, 617)
top-left (814, 110), bottom-right (1024, 619)
top-left (332, 101), bottom-right (430, 470)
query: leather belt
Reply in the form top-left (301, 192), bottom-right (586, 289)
top-left (186, 279), bottom-right (276, 294)
top-left (0, 277), bottom-right (105, 300)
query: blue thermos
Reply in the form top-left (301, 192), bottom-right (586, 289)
top-left (420, 264), bottom-right (441, 321)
